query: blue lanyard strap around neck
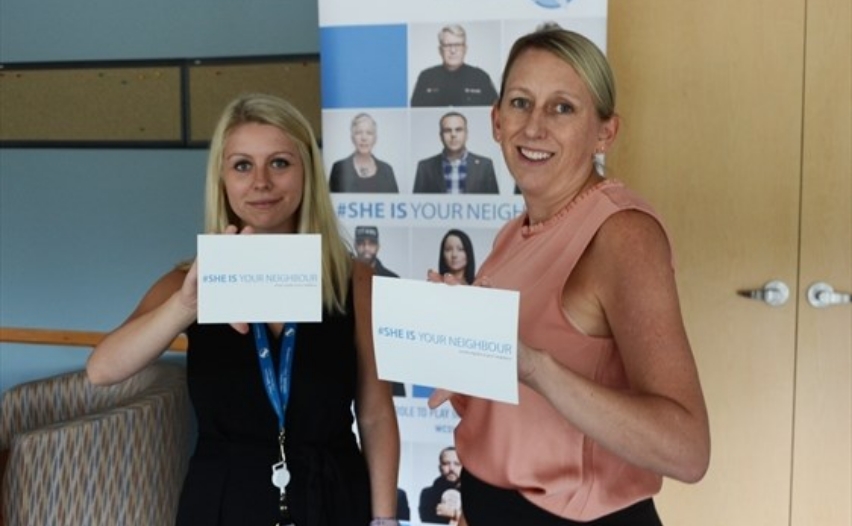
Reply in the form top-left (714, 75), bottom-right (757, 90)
top-left (251, 322), bottom-right (298, 432)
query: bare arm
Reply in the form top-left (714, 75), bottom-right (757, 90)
top-left (87, 225), bottom-right (255, 385)
top-left (352, 260), bottom-right (401, 518)
top-left (519, 210), bottom-right (710, 483)
top-left (86, 263), bottom-right (197, 385)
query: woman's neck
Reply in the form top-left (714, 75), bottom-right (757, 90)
top-left (525, 171), bottom-right (601, 226)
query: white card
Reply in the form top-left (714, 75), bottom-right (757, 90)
top-left (196, 234), bottom-right (322, 323)
top-left (372, 276), bottom-right (520, 404)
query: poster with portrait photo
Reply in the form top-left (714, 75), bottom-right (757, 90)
top-left (344, 223), bottom-right (413, 280)
top-left (410, 226), bottom-right (499, 285)
top-left (409, 442), bottom-right (463, 526)
top-left (408, 107), bottom-right (506, 195)
top-left (323, 109), bottom-right (412, 194)
top-left (407, 20), bottom-right (503, 108)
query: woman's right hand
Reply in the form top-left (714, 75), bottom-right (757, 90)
top-left (175, 225), bottom-right (244, 317)
top-left (426, 268), bottom-right (461, 285)
top-left (178, 259), bottom-right (199, 313)
top-left (177, 225), bottom-right (256, 335)
top-left (427, 388), bottom-right (454, 409)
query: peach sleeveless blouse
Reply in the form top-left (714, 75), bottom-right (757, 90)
top-left (452, 179), bottom-right (667, 521)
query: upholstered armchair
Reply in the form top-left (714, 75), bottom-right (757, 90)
top-left (0, 361), bottom-right (192, 526)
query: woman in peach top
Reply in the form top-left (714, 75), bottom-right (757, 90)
top-left (429, 27), bottom-right (710, 525)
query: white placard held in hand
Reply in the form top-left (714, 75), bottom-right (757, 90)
top-left (196, 234), bottom-right (322, 324)
top-left (372, 276), bottom-right (519, 404)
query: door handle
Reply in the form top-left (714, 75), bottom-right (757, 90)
top-left (737, 280), bottom-right (790, 307)
top-left (807, 282), bottom-right (852, 308)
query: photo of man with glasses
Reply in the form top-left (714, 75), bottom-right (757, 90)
top-left (410, 24), bottom-right (499, 107)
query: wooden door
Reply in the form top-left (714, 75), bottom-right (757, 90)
top-left (607, 1), bottom-right (808, 525)
top-left (791, 0), bottom-right (852, 523)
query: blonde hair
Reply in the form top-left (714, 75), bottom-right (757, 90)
top-left (499, 27), bottom-right (616, 121)
top-left (350, 112), bottom-right (377, 132)
top-left (203, 93), bottom-right (352, 312)
top-left (439, 24), bottom-right (467, 43)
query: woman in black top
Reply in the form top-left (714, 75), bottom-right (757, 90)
top-left (87, 93), bottom-right (401, 526)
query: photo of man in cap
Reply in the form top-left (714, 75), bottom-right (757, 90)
top-left (354, 226), bottom-right (399, 278)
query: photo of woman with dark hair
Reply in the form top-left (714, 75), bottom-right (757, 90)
top-left (438, 229), bottom-right (475, 285)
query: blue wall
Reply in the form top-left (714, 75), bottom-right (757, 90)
top-left (0, 0), bottom-right (319, 62)
top-left (0, 0), bottom-right (320, 393)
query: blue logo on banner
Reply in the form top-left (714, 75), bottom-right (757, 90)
top-left (533, 0), bottom-right (572, 8)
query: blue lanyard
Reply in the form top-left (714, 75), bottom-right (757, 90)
top-left (251, 322), bottom-right (298, 432)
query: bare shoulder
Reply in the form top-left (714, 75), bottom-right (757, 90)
top-left (565, 209), bottom-right (673, 336)
top-left (588, 209), bottom-right (688, 349)
top-left (597, 208), bottom-right (670, 251)
top-left (591, 209), bottom-right (673, 281)
top-left (574, 208), bottom-right (681, 334)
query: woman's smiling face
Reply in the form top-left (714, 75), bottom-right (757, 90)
top-left (492, 47), bottom-right (615, 198)
top-left (221, 123), bottom-right (304, 234)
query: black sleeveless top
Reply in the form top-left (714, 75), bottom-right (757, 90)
top-left (175, 281), bottom-right (371, 526)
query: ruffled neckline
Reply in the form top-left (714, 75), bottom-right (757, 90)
top-left (520, 178), bottom-right (622, 237)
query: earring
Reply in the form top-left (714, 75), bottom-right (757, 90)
top-left (593, 148), bottom-right (606, 176)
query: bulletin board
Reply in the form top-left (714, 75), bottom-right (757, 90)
top-left (0, 55), bottom-right (321, 147)
top-left (187, 58), bottom-right (321, 144)
top-left (0, 66), bottom-right (183, 143)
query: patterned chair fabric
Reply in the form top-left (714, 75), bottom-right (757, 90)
top-left (0, 361), bottom-right (191, 526)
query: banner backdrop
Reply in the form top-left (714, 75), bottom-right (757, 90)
top-left (318, 2), bottom-right (607, 523)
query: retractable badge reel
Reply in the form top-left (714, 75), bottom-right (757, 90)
top-left (273, 430), bottom-right (294, 526)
